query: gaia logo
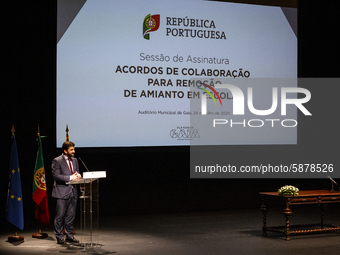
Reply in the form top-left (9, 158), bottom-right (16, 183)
top-left (170, 127), bottom-right (200, 139)
top-left (143, 14), bottom-right (160, 40)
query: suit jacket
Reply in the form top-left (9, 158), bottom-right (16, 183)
top-left (51, 154), bottom-right (80, 199)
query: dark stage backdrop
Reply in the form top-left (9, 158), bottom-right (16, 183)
top-left (2, 0), bottom-right (339, 228)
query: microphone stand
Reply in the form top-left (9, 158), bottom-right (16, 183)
top-left (327, 176), bottom-right (338, 192)
top-left (78, 157), bottom-right (90, 172)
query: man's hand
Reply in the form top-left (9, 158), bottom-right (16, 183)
top-left (70, 173), bottom-right (81, 181)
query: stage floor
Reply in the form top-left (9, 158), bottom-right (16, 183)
top-left (1, 206), bottom-right (339, 255)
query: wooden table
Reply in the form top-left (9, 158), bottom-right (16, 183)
top-left (260, 190), bottom-right (340, 240)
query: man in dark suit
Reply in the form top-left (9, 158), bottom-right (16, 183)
top-left (51, 141), bottom-right (81, 244)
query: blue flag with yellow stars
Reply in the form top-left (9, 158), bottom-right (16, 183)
top-left (6, 135), bottom-right (24, 230)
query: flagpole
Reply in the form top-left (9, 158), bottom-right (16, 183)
top-left (7, 125), bottom-right (25, 243)
top-left (32, 125), bottom-right (48, 239)
top-left (32, 206), bottom-right (48, 238)
top-left (66, 124), bottom-right (69, 141)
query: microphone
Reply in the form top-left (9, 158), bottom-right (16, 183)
top-left (328, 176), bottom-right (338, 185)
top-left (328, 176), bottom-right (338, 191)
top-left (78, 157), bottom-right (90, 172)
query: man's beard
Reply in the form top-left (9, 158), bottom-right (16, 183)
top-left (66, 152), bottom-right (74, 158)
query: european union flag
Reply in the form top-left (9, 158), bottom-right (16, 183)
top-left (6, 133), bottom-right (24, 230)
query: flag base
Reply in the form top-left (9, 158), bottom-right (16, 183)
top-left (32, 233), bottom-right (48, 238)
top-left (8, 235), bottom-right (24, 242)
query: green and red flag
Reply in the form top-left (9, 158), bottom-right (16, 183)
top-left (32, 135), bottom-right (49, 226)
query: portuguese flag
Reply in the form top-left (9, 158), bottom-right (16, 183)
top-left (32, 135), bottom-right (49, 226)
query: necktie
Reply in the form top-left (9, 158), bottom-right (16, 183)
top-left (68, 158), bottom-right (74, 174)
